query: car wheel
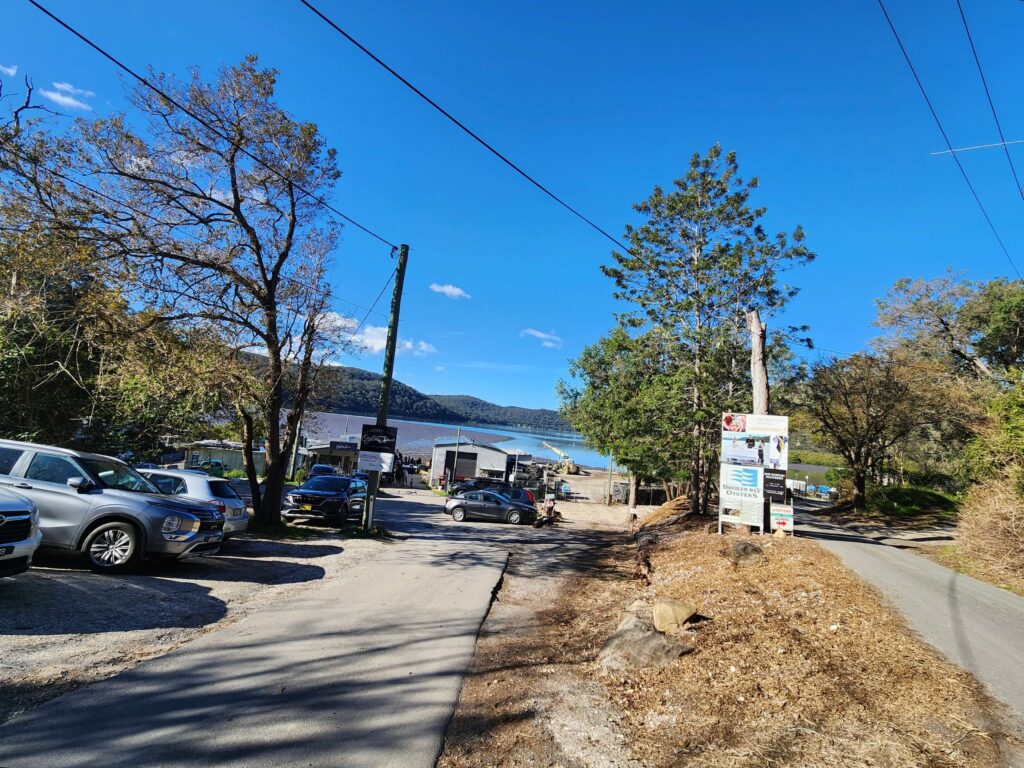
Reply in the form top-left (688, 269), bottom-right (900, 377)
top-left (83, 522), bottom-right (141, 573)
top-left (452, 507), bottom-right (466, 522)
top-left (506, 510), bottom-right (522, 525)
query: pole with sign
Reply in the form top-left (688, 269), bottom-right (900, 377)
top-left (361, 245), bottom-right (408, 530)
top-left (718, 412), bottom-right (789, 534)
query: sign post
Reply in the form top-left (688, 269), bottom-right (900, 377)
top-left (718, 413), bottom-right (790, 534)
top-left (360, 423), bottom-right (399, 529)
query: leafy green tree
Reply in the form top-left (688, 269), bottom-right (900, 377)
top-left (558, 327), bottom-right (692, 501)
top-left (600, 145), bottom-right (813, 514)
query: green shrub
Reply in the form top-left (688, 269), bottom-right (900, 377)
top-left (294, 467), bottom-right (309, 484)
top-left (223, 469), bottom-right (248, 479)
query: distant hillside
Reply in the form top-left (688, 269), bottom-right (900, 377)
top-left (311, 365), bottom-right (570, 432)
top-left (430, 394), bottom-right (570, 432)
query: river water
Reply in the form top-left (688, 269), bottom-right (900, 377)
top-left (303, 411), bottom-right (609, 468)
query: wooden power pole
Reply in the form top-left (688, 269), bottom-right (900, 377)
top-left (362, 244), bottom-right (409, 530)
top-left (747, 309), bottom-right (769, 416)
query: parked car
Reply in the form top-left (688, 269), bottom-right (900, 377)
top-left (283, 475), bottom-right (367, 525)
top-left (140, 469), bottom-right (249, 538)
top-left (307, 464), bottom-right (337, 478)
top-left (0, 487), bottom-right (42, 577)
top-left (500, 487), bottom-right (535, 505)
top-left (198, 460), bottom-right (226, 477)
top-left (131, 462), bottom-right (160, 470)
top-left (0, 440), bottom-right (224, 573)
top-left (444, 490), bottom-right (536, 525)
top-left (448, 477), bottom-right (512, 496)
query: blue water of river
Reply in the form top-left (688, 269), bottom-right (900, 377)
top-left (304, 411), bottom-right (609, 469)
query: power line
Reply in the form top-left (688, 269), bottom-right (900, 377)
top-left (876, 0), bottom-right (1021, 279)
top-left (954, 0), bottom-right (1024, 202)
top-left (297, 0), bottom-right (632, 254)
top-left (345, 268), bottom-right (395, 345)
top-left (26, 0), bottom-right (399, 252)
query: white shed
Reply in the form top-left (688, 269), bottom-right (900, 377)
top-left (430, 437), bottom-right (510, 484)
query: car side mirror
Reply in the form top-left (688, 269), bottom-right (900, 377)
top-left (67, 476), bottom-right (94, 492)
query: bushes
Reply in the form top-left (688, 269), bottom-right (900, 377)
top-left (293, 466), bottom-right (308, 484)
top-left (223, 469), bottom-right (248, 479)
top-left (958, 476), bottom-right (1024, 585)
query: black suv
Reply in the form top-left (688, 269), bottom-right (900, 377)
top-left (448, 477), bottom-right (512, 496)
top-left (283, 476), bottom-right (367, 525)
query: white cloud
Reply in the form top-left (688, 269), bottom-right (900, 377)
top-left (0, 65), bottom-right (17, 77)
top-left (346, 323), bottom-right (436, 357)
top-left (430, 282), bottom-right (471, 300)
top-left (520, 328), bottom-right (563, 349)
top-left (435, 365), bottom-right (445, 372)
top-left (52, 81), bottom-right (95, 98)
top-left (40, 81), bottom-right (94, 111)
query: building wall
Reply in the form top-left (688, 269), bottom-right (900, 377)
top-left (186, 446), bottom-right (266, 475)
top-left (429, 445), bottom-right (507, 481)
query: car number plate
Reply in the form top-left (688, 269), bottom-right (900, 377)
top-left (0, 546), bottom-right (13, 556)
top-left (300, 504), bottom-right (313, 511)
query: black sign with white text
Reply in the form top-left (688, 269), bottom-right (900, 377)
top-left (360, 425), bottom-right (398, 454)
top-left (763, 468), bottom-right (787, 505)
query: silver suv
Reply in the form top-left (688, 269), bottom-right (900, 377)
top-left (140, 469), bottom-right (249, 538)
top-left (0, 487), bottom-right (42, 577)
top-left (0, 440), bottom-right (224, 573)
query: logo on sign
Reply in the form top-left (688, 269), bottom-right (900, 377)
top-left (727, 467), bottom-right (759, 488)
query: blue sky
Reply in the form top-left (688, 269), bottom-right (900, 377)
top-left (4, 0), bottom-right (1024, 409)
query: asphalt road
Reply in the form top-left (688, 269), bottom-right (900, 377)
top-left (796, 499), bottom-right (1024, 722)
top-left (0, 490), bottom-right (523, 768)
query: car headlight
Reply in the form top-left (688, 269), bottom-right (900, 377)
top-left (162, 515), bottom-right (184, 533)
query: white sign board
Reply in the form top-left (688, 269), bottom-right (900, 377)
top-left (719, 464), bottom-right (764, 527)
top-left (719, 413), bottom-right (790, 532)
top-left (357, 451), bottom-right (394, 472)
top-left (770, 503), bottom-right (794, 532)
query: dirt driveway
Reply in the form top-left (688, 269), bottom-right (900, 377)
top-left (0, 531), bottom-right (382, 724)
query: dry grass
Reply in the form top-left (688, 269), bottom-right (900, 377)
top-left (440, 529), bottom-right (1022, 767)
top-left (958, 479), bottom-right (1024, 588)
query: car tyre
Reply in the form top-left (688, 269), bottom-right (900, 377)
top-left (452, 507), bottom-right (466, 522)
top-left (506, 510), bottom-right (522, 525)
top-left (82, 522), bottom-right (141, 573)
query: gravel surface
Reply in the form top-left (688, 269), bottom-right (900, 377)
top-left (0, 531), bottom-right (382, 724)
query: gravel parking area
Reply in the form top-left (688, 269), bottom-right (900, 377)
top-left (0, 531), bottom-right (380, 724)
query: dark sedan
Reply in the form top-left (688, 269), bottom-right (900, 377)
top-left (444, 490), bottom-right (536, 525)
top-left (283, 476), bottom-right (367, 525)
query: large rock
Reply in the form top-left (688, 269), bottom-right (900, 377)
top-left (730, 539), bottom-right (764, 568)
top-left (652, 599), bottom-right (697, 633)
top-left (598, 624), bottom-right (693, 670)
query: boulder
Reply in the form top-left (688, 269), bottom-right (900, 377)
top-left (652, 599), bottom-right (697, 633)
top-left (598, 626), bottom-right (693, 670)
top-left (730, 539), bottom-right (764, 567)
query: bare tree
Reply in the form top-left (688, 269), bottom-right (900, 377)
top-left (5, 57), bottom-right (351, 523)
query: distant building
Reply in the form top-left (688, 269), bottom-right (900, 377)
top-left (184, 440), bottom-right (266, 475)
top-left (429, 437), bottom-right (510, 484)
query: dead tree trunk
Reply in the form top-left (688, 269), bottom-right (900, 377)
top-left (747, 309), bottom-right (769, 415)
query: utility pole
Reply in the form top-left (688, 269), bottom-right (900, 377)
top-left (362, 244), bottom-right (409, 530)
top-left (450, 426), bottom-right (462, 489)
top-left (747, 309), bottom-right (769, 415)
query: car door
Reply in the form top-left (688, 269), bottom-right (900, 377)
top-left (459, 492), bottom-right (483, 519)
top-left (15, 452), bottom-right (95, 548)
top-left (478, 492), bottom-right (506, 520)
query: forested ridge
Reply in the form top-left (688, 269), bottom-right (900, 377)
top-left (313, 365), bottom-right (571, 431)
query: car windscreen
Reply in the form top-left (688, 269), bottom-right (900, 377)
top-left (209, 480), bottom-right (240, 499)
top-left (303, 477), bottom-right (351, 492)
top-left (82, 457), bottom-right (160, 493)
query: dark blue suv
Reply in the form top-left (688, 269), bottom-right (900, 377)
top-left (282, 476), bottom-right (367, 525)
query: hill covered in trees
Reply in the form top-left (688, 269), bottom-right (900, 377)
top-left (313, 365), bottom-right (571, 432)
